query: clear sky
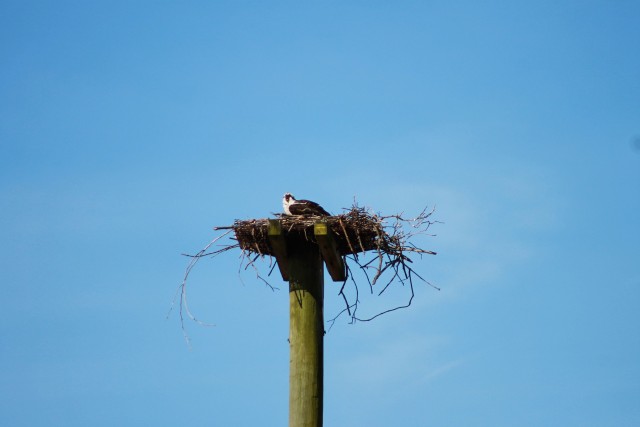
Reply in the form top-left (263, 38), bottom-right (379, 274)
top-left (1, 1), bottom-right (639, 426)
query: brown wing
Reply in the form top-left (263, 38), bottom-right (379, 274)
top-left (289, 200), bottom-right (331, 216)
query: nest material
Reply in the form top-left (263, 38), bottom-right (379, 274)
top-left (234, 206), bottom-right (386, 256)
top-left (233, 205), bottom-right (436, 261)
top-left (174, 204), bottom-right (438, 342)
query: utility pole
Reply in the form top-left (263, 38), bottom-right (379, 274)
top-left (288, 236), bottom-right (324, 427)
top-left (268, 219), bottom-right (345, 427)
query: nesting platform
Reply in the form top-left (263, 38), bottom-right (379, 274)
top-left (235, 207), bottom-right (386, 254)
top-left (233, 207), bottom-right (389, 282)
top-left (230, 205), bottom-right (436, 286)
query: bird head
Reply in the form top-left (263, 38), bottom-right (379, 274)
top-left (283, 193), bottom-right (295, 204)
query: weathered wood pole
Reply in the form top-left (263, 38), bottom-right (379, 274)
top-left (288, 236), bottom-right (324, 427)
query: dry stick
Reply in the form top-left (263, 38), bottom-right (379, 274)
top-left (371, 223), bottom-right (385, 286)
top-left (169, 230), bottom-right (233, 346)
top-left (356, 272), bottom-right (416, 323)
top-left (328, 256), bottom-right (362, 326)
top-left (355, 226), bottom-right (366, 254)
top-left (338, 218), bottom-right (356, 258)
top-left (244, 250), bottom-right (278, 291)
top-left (237, 249), bottom-right (278, 291)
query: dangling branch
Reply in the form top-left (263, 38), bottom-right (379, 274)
top-left (168, 229), bottom-right (234, 347)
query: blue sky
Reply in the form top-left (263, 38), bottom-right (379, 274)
top-left (1, 1), bottom-right (639, 426)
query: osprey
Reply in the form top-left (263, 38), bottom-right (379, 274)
top-left (283, 193), bottom-right (331, 216)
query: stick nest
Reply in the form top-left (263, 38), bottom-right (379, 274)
top-left (234, 205), bottom-right (426, 257)
top-left (172, 203), bottom-right (439, 345)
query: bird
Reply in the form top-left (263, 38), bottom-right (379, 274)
top-left (282, 193), bottom-right (331, 216)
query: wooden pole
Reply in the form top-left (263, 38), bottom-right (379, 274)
top-left (288, 236), bottom-right (324, 427)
